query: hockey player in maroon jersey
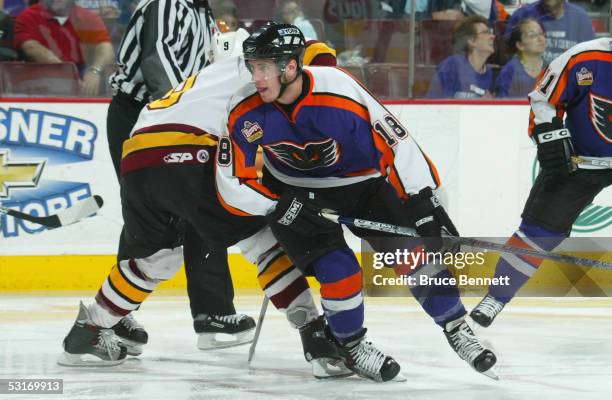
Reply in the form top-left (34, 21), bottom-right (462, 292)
top-left (471, 37), bottom-right (612, 327)
top-left (57, 36), bottom-right (353, 380)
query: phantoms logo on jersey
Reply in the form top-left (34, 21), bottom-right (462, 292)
top-left (590, 93), bottom-right (612, 143)
top-left (265, 138), bottom-right (340, 171)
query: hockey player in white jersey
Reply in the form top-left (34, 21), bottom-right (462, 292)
top-left (58, 32), bottom-right (351, 379)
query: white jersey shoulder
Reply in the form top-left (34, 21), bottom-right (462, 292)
top-left (546, 37), bottom-right (612, 74)
top-left (529, 37), bottom-right (612, 123)
top-left (306, 66), bottom-right (369, 102)
top-left (132, 55), bottom-right (251, 137)
top-left (226, 81), bottom-right (258, 116)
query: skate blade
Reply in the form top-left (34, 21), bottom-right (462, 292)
top-left (117, 338), bottom-right (143, 356)
top-left (390, 372), bottom-right (407, 382)
top-left (480, 366), bottom-right (499, 381)
top-left (197, 328), bottom-right (255, 350)
top-left (312, 358), bottom-right (354, 379)
top-left (57, 352), bottom-right (125, 367)
top-left (467, 316), bottom-right (488, 333)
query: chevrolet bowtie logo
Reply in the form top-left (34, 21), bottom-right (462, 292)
top-left (0, 150), bottom-right (45, 199)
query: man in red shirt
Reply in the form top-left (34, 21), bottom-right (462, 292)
top-left (14, 0), bottom-right (114, 95)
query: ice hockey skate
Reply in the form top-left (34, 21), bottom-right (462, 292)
top-left (444, 316), bottom-right (498, 379)
top-left (298, 316), bottom-right (353, 379)
top-left (339, 331), bottom-right (405, 382)
top-left (57, 302), bottom-right (127, 367)
top-left (470, 294), bottom-right (506, 328)
top-left (111, 313), bottom-right (148, 356)
top-left (194, 313), bottom-right (256, 350)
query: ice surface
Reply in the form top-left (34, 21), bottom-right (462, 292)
top-left (1, 293), bottom-right (611, 399)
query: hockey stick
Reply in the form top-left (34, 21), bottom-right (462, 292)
top-left (0, 195), bottom-right (104, 229)
top-left (248, 296), bottom-right (269, 364)
top-left (320, 213), bottom-right (612, 271)
top-left (572, 156), bottom-right (612, 169)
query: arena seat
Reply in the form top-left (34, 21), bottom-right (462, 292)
top-left (412, 64), bottom-right (436, 98)
top-left (419, 19), bottom-right (456, 65)
top-left (366, 63), bottom-right (392, 99)
top-left (234, 0), bottom-right (277, 21)
top-left (0, 62), bottom-right (80, 96)
top-left (344, 19), bottom-right (414, 64)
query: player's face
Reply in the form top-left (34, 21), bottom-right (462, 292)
top-left (471, 23), bottom-right (495, 55)
top-left (247, 59), bottom-right (282, 103)
top-left (519, 21), bottom-right (546, 55)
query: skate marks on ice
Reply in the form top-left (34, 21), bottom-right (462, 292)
top-left (1, 295), bottom-right (611, 399)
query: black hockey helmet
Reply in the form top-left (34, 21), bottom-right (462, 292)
top-left (242, 22), bottom-right (306, 72)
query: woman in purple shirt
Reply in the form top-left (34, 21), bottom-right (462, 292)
top-left (496, 18), bottom-right (547, 98)
top-left (427, 15), bottom-right (496, 99)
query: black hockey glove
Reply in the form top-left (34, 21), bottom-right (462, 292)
top-left (405, 187), bottom-right (459, 253)
top-left (266, 190), bottom-right (338, 237)
top-left (532, 117), bottom-right (576, 175)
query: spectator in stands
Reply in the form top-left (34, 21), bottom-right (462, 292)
top-left (279, 0), bottom-right (318, 40)
top-left (505, 0), bottom-right (594, 64)
top-left (0, 9), bottom-right (17, 60)
top-left (427, 15), bottom-right (495, 98)
top-left (14, 0), bottom-right (114, 95)
top-left (495, 17), bottom-right (546, 97)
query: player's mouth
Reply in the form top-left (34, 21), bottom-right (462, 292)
top-left (256, 87), bottom-right (267, 94)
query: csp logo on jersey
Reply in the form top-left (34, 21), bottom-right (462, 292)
top-left (590, 93), bottom-right (612, 143)
top-left (164, 152), bottom-right (193, 163)
top-left (265, 138), bottom-right (340, 171)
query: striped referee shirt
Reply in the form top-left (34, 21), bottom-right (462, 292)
top-left (109, 0), bottom-right (216, 102)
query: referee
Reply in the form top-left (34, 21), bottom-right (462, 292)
top-left (106, 0), bottom-right (255, 351)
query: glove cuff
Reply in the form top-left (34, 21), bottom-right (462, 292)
top-left (533, 127), bottom-right (571, 145)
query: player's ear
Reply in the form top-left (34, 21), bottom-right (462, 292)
top-left (285, 58), bottom-right (298, 77)
top-left (289, 58), bottom-right (298, 71)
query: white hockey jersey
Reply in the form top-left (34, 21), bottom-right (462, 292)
top-left (121, 55), bottom-right (252, 176)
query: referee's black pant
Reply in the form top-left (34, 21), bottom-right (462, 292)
top-left (107, 92), bottom-right (237, 319)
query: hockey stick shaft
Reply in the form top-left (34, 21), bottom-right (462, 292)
top-left (0, 195), bottom-right (104, 229)
top-left (320, 213), bottom-right (612, 271)
top-left (248, 295), bottom-right (269, 364)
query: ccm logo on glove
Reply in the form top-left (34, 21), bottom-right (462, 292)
top-left (536, 128), bottom-right (570, 143)
top-left (277, 199), bottom-right (303, 226)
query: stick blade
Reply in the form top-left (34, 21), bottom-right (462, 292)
top-left (57, 195), bottom-right (104, 227)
